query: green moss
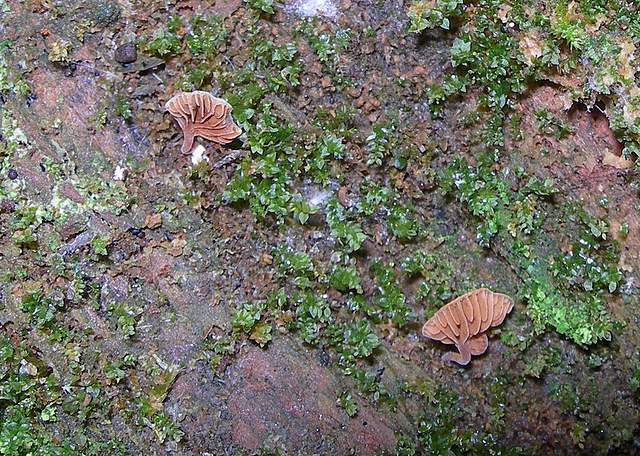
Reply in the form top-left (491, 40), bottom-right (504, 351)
top-left (325, 196), bottom-right (367, 253)
top-left (523, 346), bottom-right (561, 378)
top-left (366, 262), bottom-right (412, 327)
top-left (107, 302), bottom-right (140, 339)
top-left (536, 108), bottom-right (573, 139)
top-left (401, 251), bottom-right (454, 310)
top-left (386, 202), bottom-right (422, 242)
top-left (329, 265), bottom-right (363, 293)
top-left (340, 320), bottom-right (380, 358)
top-left (356, 179), bottom-right (393, 216)
top-left (396, 386), bottom-right (523, 455)
top-left (202, 334), bottom-right (237, 371)
top-left (631, 356), bottom-right (640, 393)
top-left (245, 0), bottom-right (275, 15)
top-left (90, 234), bottom-right (110, 256)
top-left (441, 155), bottom-right (556, 247)
top-left (336, 391), bottom-right (358, 417)
top-left (407, 0), bottom-right (464, 32)
top-left (114, 98), bottom-right (132, 121)
top-left (366, 124), bottom-right (393, 167)
top-left (295, 19), bottom-right (352, 85)
top-left (186, 15), bottom-right (227, 58)
top-left (293, 292), bottom-right (333, 344)
top-left (19, 290), bottom-right (64, 337)
top-left (104, 354), bottom-right (136, 384)
top-left (0, 337), bottom-right (77, 455)
top-left (141, 16), bottom-right (183, 58)
top-left (232, 300), bottom-right (266, 333)
top-left (273, 247), bottom-right (315, 288)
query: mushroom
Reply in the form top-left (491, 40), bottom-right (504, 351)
top-left (422, 288), bottom-right (513, 366)
top-left (165, 91), bottom-right (242, 154)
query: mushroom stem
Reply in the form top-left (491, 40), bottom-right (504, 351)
top-left (443, 344), bottom-right (471, 365)
top-left (181, 129), bottom-right (195, 155)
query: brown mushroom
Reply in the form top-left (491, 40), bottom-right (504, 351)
top-left (422, 288), bottom-right (513, 366)
top-left (165, 91), bottom-right (242, 154)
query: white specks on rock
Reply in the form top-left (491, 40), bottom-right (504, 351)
top-left (191, 144), bottom-right (209, 165)
top-left (308, 188), bottom-right (331, 207)
top-left (113, 165), bottom-right (128, 181)
top-left (295, 0), bottom-right (338, 17)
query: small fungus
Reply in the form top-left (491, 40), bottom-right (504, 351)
top-left (165, 91), bottom-right (242, 154)
top-left (422, 288), bottom-right (513, 366)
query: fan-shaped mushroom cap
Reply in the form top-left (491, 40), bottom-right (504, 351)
top-left (165, 91), bottom-right (242, 154)
top-left (422, 288), bottom-right (513, 365)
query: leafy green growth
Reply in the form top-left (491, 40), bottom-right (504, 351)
top-left (551, 225), bottom-right (622, 294)
top-left (92, 109), bottom-right (107, 131)
top-left (12, 78), bottom-right (29, 97)
top-left (251, 40), bottom-right (302, 91)
top-left (145, 411), bottom-right (184, 443)
top-left (368, 262), bottom-right (412, 326)
top-left (114, 98), bottom-right (132, 121)
top-left (104, 354), bottom-right (137, 384)
top-left (0, 338), bottom-right (77, 455)
top-left (329, 265), bottom-right (363, 293)
top-left (425, 74), bottom-right (466, 118)
top-left (232, 300), bottom-right (266, 333)
top-left (203, 334), bottom-right (237, 370)
top-left (521, 209), bottom-right (623, 345)
top-left (536, 109), bottom-right (573, 139)
top-left (107, 302), bottom-right (139, 338)
top-left (347, 367), bottom-right (389, 403)
top-left (442, 153), bottom-right (622, 345)
top-left (250, 322), bottom-right (273, 347)
top-left (143, 16), bottom-right (183, 57)
top-left (340, 320), bottom-right (380, 359)
top-left (224, 104), bottom-right (317, 223)
top-left (245, 0), bottom-right (275, 14)
top-left (293, 292), bottom-right (332, 344)
top-left (91, 234), bottom-right (110, 256)
top-left (274, 246), bottom-right (316, 289)
top-left (551, 2), bottom-right (588, 51)
top-left (77, 176), bottom-right (131, 215)
top-left (631, 357), bottom-right (640, 393)
top-left (336, 391), bottom-right (358, 417)
top-left (523, 347), bottom-right (561, 378)
top-left (401, 386), bottom-right (522, 454)
top-left (440, 156), bottom-right (556, 246)
top-left (315, 105), bottom-right (358, 137)
top-left (407, 0), bottom-right (464, 32)
top-left (228, 290), bottom-right (287, 348)
top-left (137, 365), bottom-right (183, 443)
top-left (366, 124), bottom-right (393, 166)
top-left (176, 63), bottom-right (210, 90)
top-left (386, 202), bottom-right (422, 242)
top-left (186, 15), bottom-right (227, 58)
top-left (356, 179), bottom-right (393, 216)
top-left (296, 20), bottom-right (352, 80)
top-left (393, 434), bottom-right (418, 456)
top-left (252, 448), bottom-right (288, 456)
top-left (20, 290), bottom-right (60, 331)
top-left (326, 196), bottom-right (367, 253)
top-left (401, 251), bottom-right (453, 308)
top-left (524, 262), bottom-right (618, 346)
top-left (47, 40), bottom-right (72, 63)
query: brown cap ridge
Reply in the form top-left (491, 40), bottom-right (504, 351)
top-left (422, 288), bottom-right (513, 365)
top-left (165, 91), bottom-right (242, 154)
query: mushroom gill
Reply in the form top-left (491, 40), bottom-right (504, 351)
top-left (422, 288), bottom-right (513, 366)
top-left (165, 91), bottom-right (242, 154)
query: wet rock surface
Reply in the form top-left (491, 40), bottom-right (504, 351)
top-left (0, 0), bottom-right (639, 455)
